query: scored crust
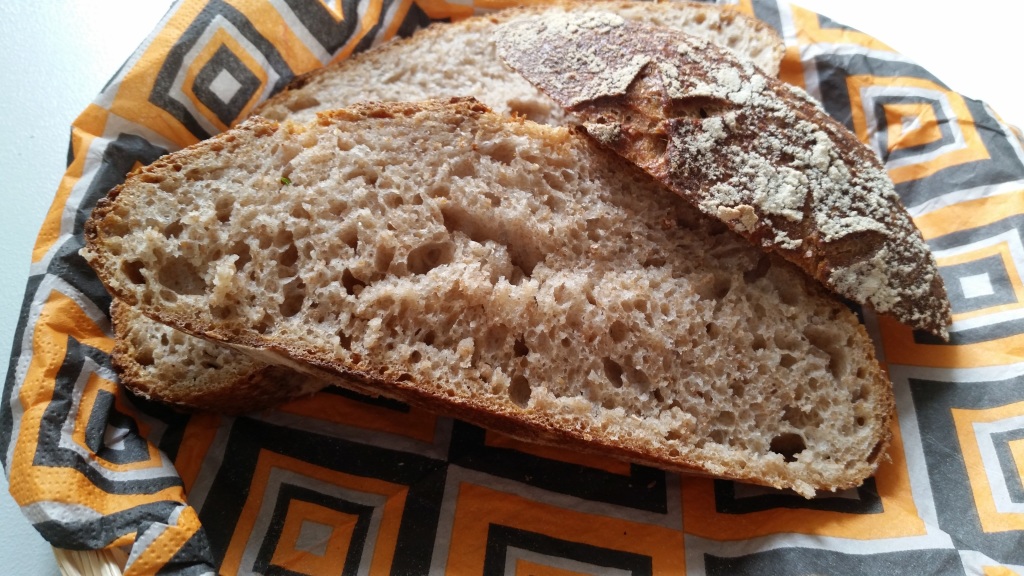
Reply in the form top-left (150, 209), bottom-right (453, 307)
top-left (496, 13), bottom-right (951, 337)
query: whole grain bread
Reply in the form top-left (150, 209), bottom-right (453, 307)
top-left (497, 13), bottom-right (951, 337)
top-left (111, 0), bottom-right (785, 415)
top-left (110, 300), bottom-right (328, 413)
top-left (254, 0), bottom-right (784, 125)
top-left (84, 98), bottom-right (893, 497)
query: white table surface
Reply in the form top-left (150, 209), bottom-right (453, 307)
top-left (0, 1), bottom-right (1019, 574)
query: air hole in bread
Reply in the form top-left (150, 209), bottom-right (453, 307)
top-left (695, 273), bottom-right (731, 301)
top-left (543, 191), bottom-right (566, 211)
top-left (482, 190), bottom-right (502, 208)
top-left (743, 255), bottom-right (772, 284)
top-left (290, 203), bottom-right (311, 220)
top-left (728, 381), bottom-right (744, 398)
top-left (769, 433), bottom-right (806, 462)
top-left (609, 320), bottom-right (628, 343)
top-left (255, 314), bottom-right (273, 335)
top-left (427, 183), bottom-right (450, 199)
top-left (278, 243), bottom-right (299, 270)
top-left (328, 198), bottom-right (350, 219)
top-left (163, 220), bottom-right (184, 238)
top-left (715, 411), bottom-right (736, 427)
top-left (782, 405), bottom-right (812, 428)
top-left (643, 254), bottom-right (666, 268)
top-left (134, 345), bottom-right (155, 367)
top-left (122, 261), bottom-right (146, 285)
top-left (705, 322), bottom-right (721, 339)
top-left (210, 305), bottom-right (230, 320)
top-left (279, 277), bottom-right (306, 318)
top-left (337, 331), bottom-right (352, 351)
top-left (374, 244), bottom-right (395, 273)
top-left (709, 428), bottom-right (728, 445)
top-left (336, 136), bottom-right (354, 152)
top-left (513, 338), bottom-right (529, 357)
top-left (422, 330), bottom-right (436, 347)
top-left (228, 242), bottom-right (251, 269)
top-left (803, 325), bottom-right (848, 379)
top-left (480, 139), bottom-right (517, 165)
top-left (215, 196), bottom-right (234, 223)
top-left (509, 374), bottom-right (531, 407)
top-left (450, 157), bottom-right (476, 178)
top-left (157, 257), bottom-right (205, 296)
top-left (344, 165), bottom-right (379, 186)
top-left (407, 241), bottom-right (455, 275)
top-left (409, 349), bottom-right (422, 363)
top-left (603, 357), bottom-right (624, 388)
top-left (542, 172), bottom-right (567, 193)
top-left (751, 334), bottom-right (766, 351)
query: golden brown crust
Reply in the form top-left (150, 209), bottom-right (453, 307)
top-left (496, 14), bottom-right (951, 338)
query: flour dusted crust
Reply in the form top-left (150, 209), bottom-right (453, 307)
top-left (253, 0), bottom-right (784, 125)
top-left (84, 99), bottom-right (893, 496)
top-left (496, 14), bottom-right (951, 337)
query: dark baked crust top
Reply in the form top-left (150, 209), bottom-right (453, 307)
top-left (497, 13), bottom-right (951, 337)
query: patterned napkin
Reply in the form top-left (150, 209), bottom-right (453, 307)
top-left (2, 0), bottom-right (1022, 573)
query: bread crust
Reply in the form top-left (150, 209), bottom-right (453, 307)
top-left (497, 14), bottom-right (951, 337)
top-left (83, 98), bottom-right (894, 497)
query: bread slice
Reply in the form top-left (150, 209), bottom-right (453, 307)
top-left (497, 13), bottom-right (951, 338)
top-left (83, 98), bottom-right (893, 496)
top-left (110, 300), bottom-right (328, 413)
top-left (254, 0), bottom-right (784, 125)
top-left (112, 0), bottom-right (784, 412)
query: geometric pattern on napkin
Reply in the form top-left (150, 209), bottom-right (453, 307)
top-left (150, 0), bottom-right (293, 140)
top-left (927, 217), bottom-right (1024, 344)
top-left (269, 0), bottom-right (401, 64)
top-left (3, 0), bottom-right (1024, 573)
top-left (903, 367), bottom-right (1024, 566)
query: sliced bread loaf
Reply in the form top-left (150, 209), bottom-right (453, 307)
top-left (254, 0), bottom-right (784, 125)
top-left (113, 0), bottom-right (785, 412)
top-left (84, 98), bottom-right (893, 496)
top-left (497, 13), bottom-right (951, 337)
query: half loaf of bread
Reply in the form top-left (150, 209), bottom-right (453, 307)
top-left (113, 0), bottom-right (786, 412)
top-left (84, 98), bottom-right (893, 496)
top-left (497, 13), bottom-right (951, 337)
top-left (254, 0), bottom-right (784, 125)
